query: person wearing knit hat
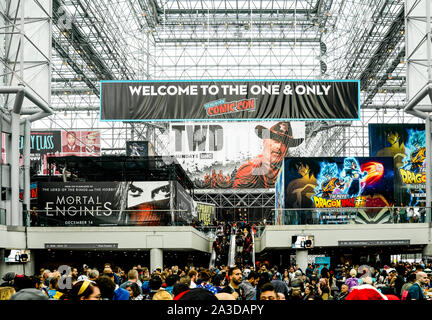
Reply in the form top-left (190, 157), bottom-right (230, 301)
top-left (12, 274), bottom-right (33, 292)
top-left (178, 288), bottom-right (218, 300)
top-left (0, 272), bottom-right (16, 287)
top-left (346, 284), bottom-right (388, 300)
top-left (215, 292), bottom-right (236, 300)
top-left (345, 277), bottom-right (400, 300)
top-left (9, 288), bottom-right (49, 300)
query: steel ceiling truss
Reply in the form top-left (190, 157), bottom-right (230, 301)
top-left (148, 0), bottom-right (321, 42)
top-left (193, 189), bottom-right (275, 221)
top-left (23, 0), bottom-right (424, 174)
top-left (324, 0), bottom-right (406, 107)
top-left (50, 0), bottom-right (150, 109)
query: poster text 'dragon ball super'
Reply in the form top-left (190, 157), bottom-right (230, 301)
top-left (369, 123), bottom-right (426, 207)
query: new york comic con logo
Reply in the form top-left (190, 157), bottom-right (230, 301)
top-left (204, 98), bottom-right (256, 116)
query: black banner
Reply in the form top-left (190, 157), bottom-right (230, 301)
top-left (126, 141), bottom-right (154, 156)
top-left (101, 80), bottom-right (360, 121)
top-left (38, 182), bottom-right (119, 226)
top-left (20, 131), bottom-right (62, 154)
top-left (175, 182), bottom-right (197, 225)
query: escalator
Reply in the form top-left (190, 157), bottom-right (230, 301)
top-left (210, 227), bottom-right (235, 268)
top-left (227, 233), bottom-right (236, 267)
top-left (209, 224), bottom-right (257, 268)
top-left (251, 230), bottom-right (256, 268)
top-left (232, 226), bottom-right (255, 267)
top-left (209, 246), bottom-right (217, 269)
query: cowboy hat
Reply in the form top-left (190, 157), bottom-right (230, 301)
top-left (255, 122), bottom-right (304, 148)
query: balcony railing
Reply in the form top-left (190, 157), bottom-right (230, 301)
top-left (6, 207), bottom-right (430, 228)
top-left (273, 207), bottom-right (430, 225)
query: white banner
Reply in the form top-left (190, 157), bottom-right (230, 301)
top-left (169, 121), bottom-right (305, 188)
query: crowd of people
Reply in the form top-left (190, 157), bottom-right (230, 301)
top-left (392, 205), bottom-right (426, 223)
top-left (1, 260), bottom-right (431, 301)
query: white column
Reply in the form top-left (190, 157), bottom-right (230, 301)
top-left (23, 119), bottom-right (31, 217)
top-left (10, 112), bottom-right (21, 226)
top-left (296, 249), bottom-right (308, 273)
top-left (423, 244), bottom-right (432, 257)
top-left (150, 248), bottom-right (163, 272)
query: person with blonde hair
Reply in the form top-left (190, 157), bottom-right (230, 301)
top-left (0, 286), bottom-right (15, 300)
top-left (215, 292), bottom-right (236, 300)
top-left (152, 290), bottom-right (173, 300)
top-left (120, 269), bottom-right (142, 294)
top-left (345, 269), bottom-right (359, 292)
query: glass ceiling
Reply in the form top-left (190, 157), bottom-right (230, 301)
top-left (1, 0), bottom-right (420, 157)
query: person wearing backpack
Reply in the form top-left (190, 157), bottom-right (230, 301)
top-left (400, 273), bottom-right (416, 300)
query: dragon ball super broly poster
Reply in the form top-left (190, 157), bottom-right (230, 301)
top-left (277, 157), bottom-right (394, 224)
top-left (369, 124), bottom-right (426, 207)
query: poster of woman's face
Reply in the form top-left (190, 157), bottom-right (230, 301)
top-left (127, 181), bottom-right (171, 208)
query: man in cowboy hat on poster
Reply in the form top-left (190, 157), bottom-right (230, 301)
top-left (233, 122), bottom-right (304, 188)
